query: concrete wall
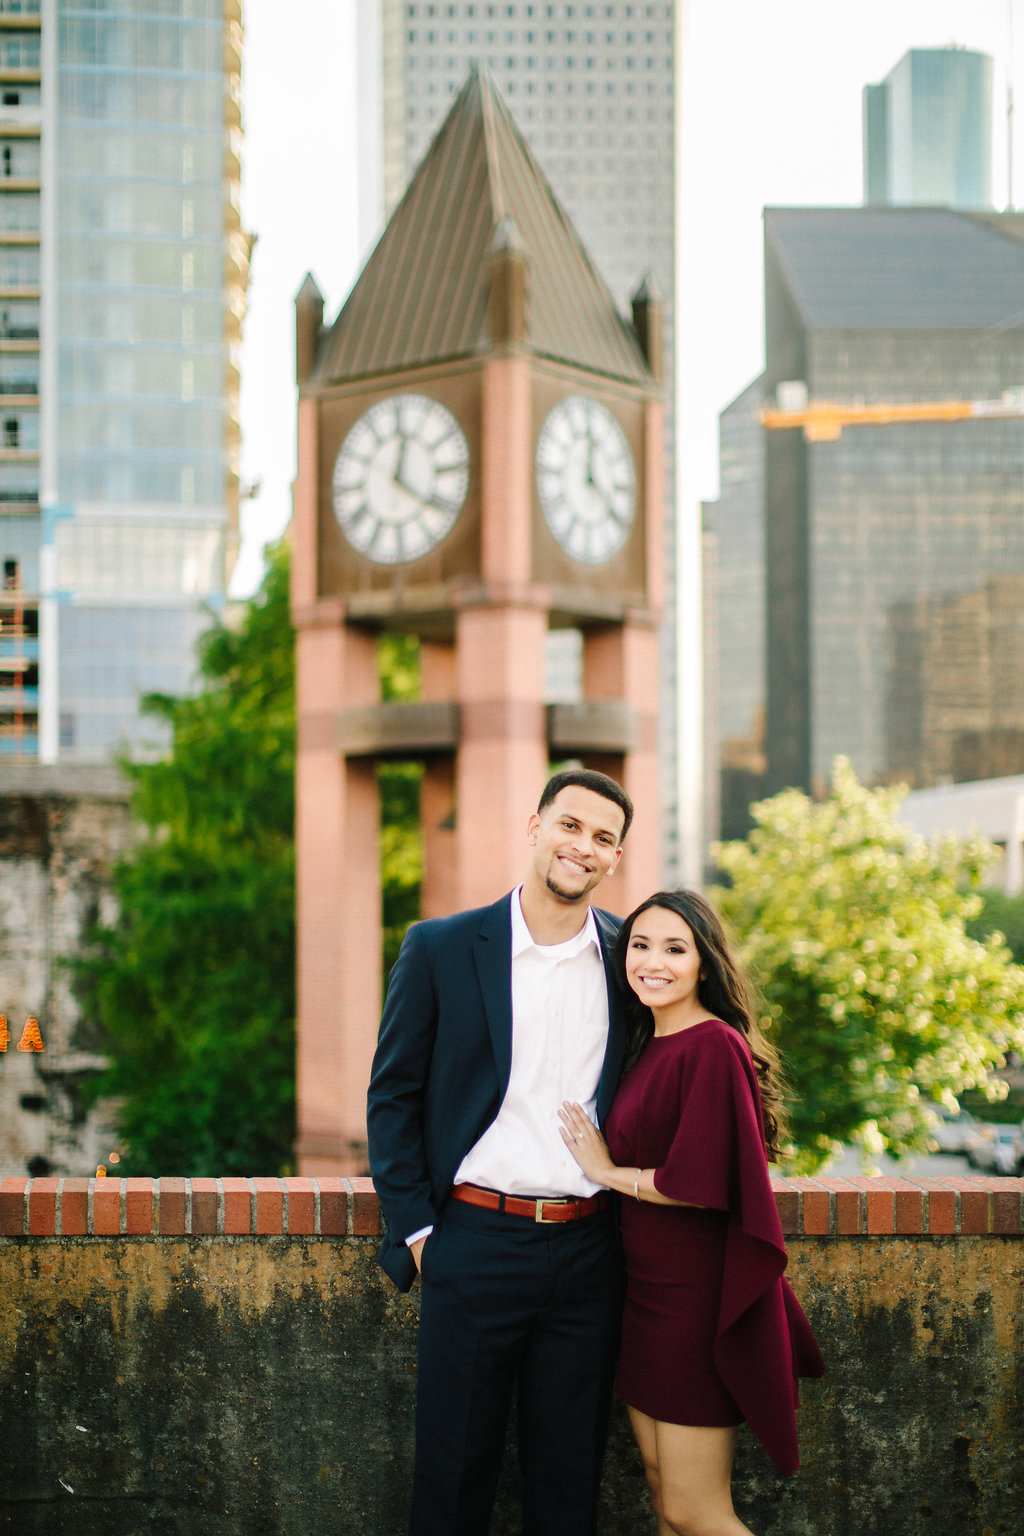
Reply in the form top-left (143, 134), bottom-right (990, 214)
top-left (0, 766), bottom-right (133, 1179)
top-left (2, 1173), bottom-right (1023, 1536)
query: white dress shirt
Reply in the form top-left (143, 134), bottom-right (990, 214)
top-left (454, 886), bottom-right (609, 1198)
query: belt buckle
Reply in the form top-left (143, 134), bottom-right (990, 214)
top-left (534, 1198), bottom-right (569, 1223)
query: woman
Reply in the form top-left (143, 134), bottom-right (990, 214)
top-left (559, 890), bottom-right (824, 1536)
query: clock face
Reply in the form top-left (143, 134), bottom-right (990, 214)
top-left (535, 395), bottom-right (636, 565)
top-left (331, 393), bottom-right (471, 565)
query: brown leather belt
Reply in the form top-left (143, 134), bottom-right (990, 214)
top-left (450, 1181), bottom-right (611, 1224)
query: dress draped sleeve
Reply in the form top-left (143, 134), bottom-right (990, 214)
top-left (651, 1022), bottom-right (825, 1475)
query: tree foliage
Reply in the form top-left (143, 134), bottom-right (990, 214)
top-left (713, 759), bottom-right (1024, 1172)
top-left (966, 887), bottom-right (1024, 965)
top-left (376, 633), bottom-right (424, 977)
top-left (75, 545), bottom-right (296, 1176)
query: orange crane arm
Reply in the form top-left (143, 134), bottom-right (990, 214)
top-left (759, 397), bottom-right (1024, 442)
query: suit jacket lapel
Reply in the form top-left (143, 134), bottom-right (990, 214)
top-left (472, 895), bottom-right (514, 1093)
top-left (594, 907), bottom-right (626, 1123)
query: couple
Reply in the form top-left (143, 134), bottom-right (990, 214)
top-left (367, 768), bottom-right (824, 1536)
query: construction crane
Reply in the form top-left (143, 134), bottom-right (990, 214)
top-left (759, 385), bottom-right (1024, 442)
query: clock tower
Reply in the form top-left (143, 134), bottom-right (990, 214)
top-left (292, 67), bottom-right (665, 1173)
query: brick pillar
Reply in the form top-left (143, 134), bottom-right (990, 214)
top-left (295, 619), bottom-right (380, 1175)
top-left (453, 349), bottom-right (549, 909)
top-left (455, 604), bottom-right (548, 910)
top-left (583, 621), bottom-right (662, 913)
top-left (420, 640), bottom-right (458, 920)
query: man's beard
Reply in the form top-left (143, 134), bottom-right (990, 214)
top-left (545, 870), bottom-right (588, 903)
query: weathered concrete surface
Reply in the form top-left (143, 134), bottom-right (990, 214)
top-left (734, 1238), bottom-right (1024, 1536)
top-left (0, 771), bottom-right (133, 1179)
top-left (0, 1232), bottom-right (1021, 1535)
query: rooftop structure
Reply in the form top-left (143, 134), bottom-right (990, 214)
top-left (320, 64), bottom-right (649, 389)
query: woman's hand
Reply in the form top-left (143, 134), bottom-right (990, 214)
top-left (558, 1101), bottom-right (616, 1184)
top-left (560, 1104), bottom-right (700, 1209)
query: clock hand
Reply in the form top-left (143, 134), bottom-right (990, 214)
top-left (392, 435), bottom-right (410, 490)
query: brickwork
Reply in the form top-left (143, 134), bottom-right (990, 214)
top-left (2, 1173), bottom-right (1021, 1239)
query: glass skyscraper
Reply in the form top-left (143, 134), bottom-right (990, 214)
top-left (863, 47), bottom-right (993, 210)
top-left (0, 0), bottom-right (246, 762)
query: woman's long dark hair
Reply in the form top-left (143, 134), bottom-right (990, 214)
top-left (613, 889), bottom-right (789, 1160)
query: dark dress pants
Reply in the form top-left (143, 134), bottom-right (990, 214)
top-left (411, 1197), bottom-right (623, 1536)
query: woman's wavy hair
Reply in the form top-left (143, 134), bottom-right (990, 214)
top-left (613, 889), bottom-right (789, 1160)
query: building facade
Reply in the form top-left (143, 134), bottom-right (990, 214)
top-left (358, 0), bottom-right (680, 872)
top-left (373, 0), bottom-right (674, 318)
top-left (762, 207), bottom-right (1024, 800)
top-left (0, 0), bottom-right (247, 764)
top-left (0, 764), bottom-right (133, 1177)
top-left (863, 47), bottom-right (993, 209)
top-left (702, 372), bottom-right (765, 841)
top-left (707, 209), bottom-right (1024, 836)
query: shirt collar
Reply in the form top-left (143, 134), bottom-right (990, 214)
top-left (510, 885), bottom-right (602, 959)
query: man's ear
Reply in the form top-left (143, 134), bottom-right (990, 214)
top-left (606, 846), bottom-right (623, 876)
top-left (526, 812), bottom-right (541, 846)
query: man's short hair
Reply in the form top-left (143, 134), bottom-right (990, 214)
top-left (537, 768), bottom-right (633, 842)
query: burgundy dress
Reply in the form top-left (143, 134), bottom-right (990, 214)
top-left (604, 1018), bottom-right (824, 1475)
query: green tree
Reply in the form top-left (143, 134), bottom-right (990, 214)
top-left (76, 545), bottom-right (296, 1176)
top-left (377, 632), bottom-right (424, 978)
top-left (967, 887), bottom-right (1024, 965)
top-left (714, 759), bottom-right (1024, 1172)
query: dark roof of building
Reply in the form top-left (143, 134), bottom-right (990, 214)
top-left (764, 208), bottom-right (1024, 329)
top-left (314, 65), bottom-right (650, 386)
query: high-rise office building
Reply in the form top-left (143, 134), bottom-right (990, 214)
top-left (762, 207), bottom-right (1024, 798)
top-left (707, 209), bottom-right (1024, 838)
top-left (864, 47), bottom-right (993, 209)
top-left (702, 372), bottom-right (765, 841)
top-left (371, 1), bottom-right (674, 317)
top-left (357, 0), bottom-right (680, 872)
top-left (0, 0), bottom-right (247, 763)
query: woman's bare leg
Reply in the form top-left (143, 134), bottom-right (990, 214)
top-left (627, 1406), bottom-right (674, 1536)
top-left (627, 1407), bottom-right (755, 1536)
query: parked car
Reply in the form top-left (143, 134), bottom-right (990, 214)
top-left (928, 1105), bottom-right (977, 1155)
top-left (967, 1122), bottom-right (1019, 1174)
top-left (1011, 1120), bottom-right (1024, 1176)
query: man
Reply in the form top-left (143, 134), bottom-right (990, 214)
top-left (367, 767), bottom-right (634, 1536)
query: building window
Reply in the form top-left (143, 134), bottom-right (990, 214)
top-left (3, 418), bottom-right (18, 448)
top-left (0, 33), bottom-right (40, 69)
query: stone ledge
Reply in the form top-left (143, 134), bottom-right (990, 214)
top-left (0, 762), bottom-right (129, 799)
top-left (1, 1174), bottom-right (1022, 1239)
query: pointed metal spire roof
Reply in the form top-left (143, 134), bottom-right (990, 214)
top-left (313, 65), bottom-right (650, 387)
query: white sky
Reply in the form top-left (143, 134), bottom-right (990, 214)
top-left (233, 0), bottom-right (1024, 596)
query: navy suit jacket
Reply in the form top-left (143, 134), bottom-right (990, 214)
top-left (366, 893), bottom-right (627, 1292)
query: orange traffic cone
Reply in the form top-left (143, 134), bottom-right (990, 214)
top-left (17, 1016), bottom-right (44, 1052)
top-left (0, 1014), bottom-right (8, 1051)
